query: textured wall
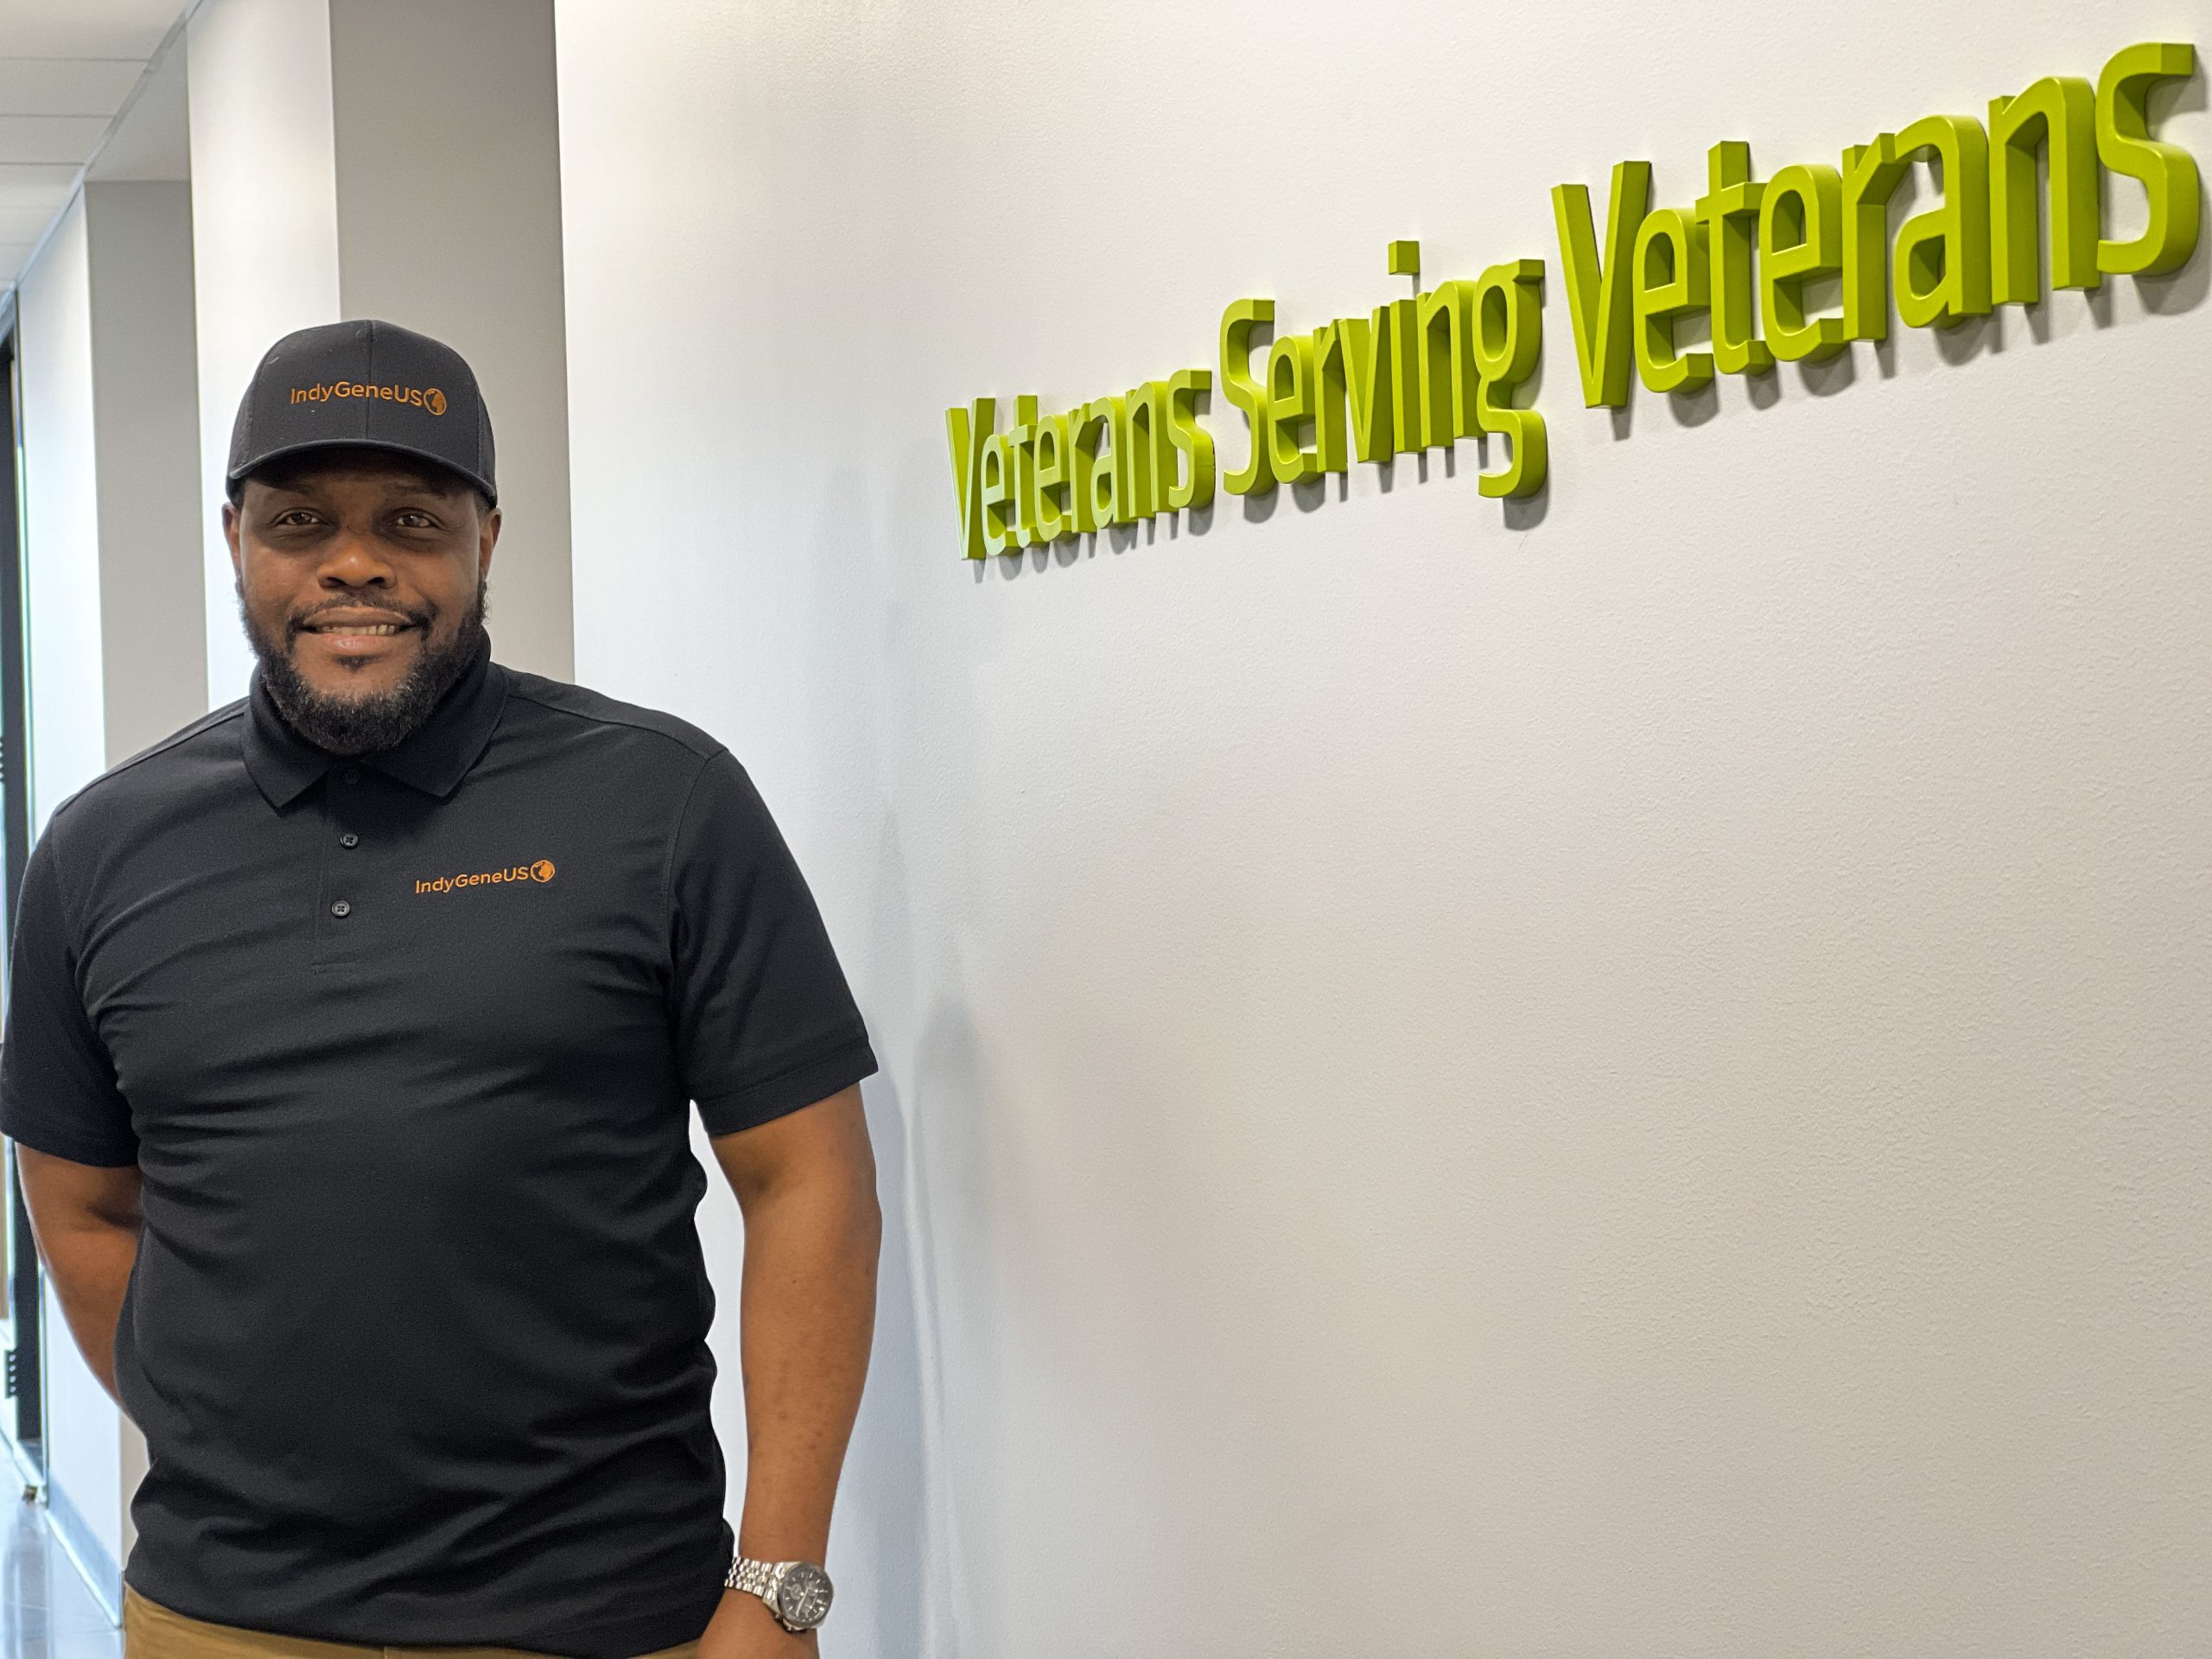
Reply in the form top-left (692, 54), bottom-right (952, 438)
top-left (553, 3), bottom-right (2212, 1654)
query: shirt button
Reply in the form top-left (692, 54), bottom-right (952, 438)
top-left (330, 899), bottom-right (353, 918)
top-left (342, 768), bottom-right (361, 784)
top-left (340, 833), bottom-right (359, 849)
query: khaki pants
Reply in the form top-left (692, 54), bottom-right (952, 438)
top-left (124, 1587), bottom-right (704, 1659)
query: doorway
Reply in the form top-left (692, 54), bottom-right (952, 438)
top-left (0, 321), bottom-right (45, 1490)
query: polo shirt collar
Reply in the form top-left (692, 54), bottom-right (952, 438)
top-left (242, 630), bottom-right (508, 809)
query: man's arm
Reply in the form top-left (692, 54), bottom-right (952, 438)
top-left (698, 1084), bottom-right (881, 1656)
top-left (16, 1146), bottom-right (143, 1406)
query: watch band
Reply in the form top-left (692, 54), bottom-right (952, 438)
top-left (724, 1555), bottom-right (833, 1632)
top-left (725, 1555), bottom-right (785, 1604)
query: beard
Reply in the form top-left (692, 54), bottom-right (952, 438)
top-left (242, 576), bottom-right (488, 756)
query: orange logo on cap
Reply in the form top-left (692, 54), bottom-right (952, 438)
top-left (531, 859), bottom-right (556, 883)
top-left (288, 382), bottom-right (449, 415)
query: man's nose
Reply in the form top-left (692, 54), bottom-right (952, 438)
top-left (317, 530), bottom-right (395, 586)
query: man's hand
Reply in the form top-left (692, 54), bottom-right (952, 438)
top-left (697, 1588), bottom-right (818, 1658)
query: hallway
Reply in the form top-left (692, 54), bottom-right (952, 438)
top-left (1, 1497), bottom-right (122, 1659)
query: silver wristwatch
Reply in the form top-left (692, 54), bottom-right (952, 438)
top-left (725, 1556), bottom-right (835, 1633)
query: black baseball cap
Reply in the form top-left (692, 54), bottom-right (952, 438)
top-left (227, 319), bottom-right (498, 506)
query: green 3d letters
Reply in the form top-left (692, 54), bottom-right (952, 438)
top-left (1698, 142), bottom-right (1774, 375)
top-left (944, 397), bottom-right (997, 562)
top-left (1759, 163), bottom-right (1847, 361)
top-left (1219, 298), bottom-right (1277, 495)
top-left (947, 40), bottom-right (2206, 557)
top-left (2096, 41), bottom-right (2201, 277)
top-left (1165, 369), bottom-right (1216, 511)
top-left (1267, 335), bottom-right (1321, 483)
top-left (1552, 161), bottom-right (1653, 408)
top-left (1891, 114), bottom-right (1993, 328)
top-left (1471, 259), bottom-right (1548, 499)
top-left (1084, 395), bottom-right (1126, 527)
top-left (1988, 76), bottom-right (2101, 302)
top-left (1633, 206), bottom-right (1713, 395)
top-left (1385, 296), bottom-right (1423, 455)
top-left (1123, 382), bottom-right (1173, 521)
top-left (1032, 411), bottom-right (1072, 543)
top-left (1840, 135), bottom-right (1907, 340)
top-left (1340, 311), bottom-right (1395, 461)
top-left (979, 430), bottom-right (1017, 556)
top-left (1069, 406), bottom-right (1106, 536)
top-left (1010, 395), bottom-right (1040, 548)
top-left (1416, 281), bottom-right (1479, 447)
top-left (1308, 322), bottom-right (1351, 475)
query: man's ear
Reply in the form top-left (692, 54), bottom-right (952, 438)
top-left (223, 500), bottom-right (242, 579)
top-left (478, 505), bottom-right (502, 581)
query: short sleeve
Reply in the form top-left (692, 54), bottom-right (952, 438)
top-left (668, 751), bottom-right (876, 1135)
top-left (1, 831), bottom-right (139, 1166)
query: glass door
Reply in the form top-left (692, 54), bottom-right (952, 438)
top-left (0, 324), bottom-right (44, 1485)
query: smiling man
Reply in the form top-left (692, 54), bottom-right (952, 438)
top-left (0, 321), bottom-right (880, 1659)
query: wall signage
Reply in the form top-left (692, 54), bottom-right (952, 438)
top-left (946, 41), bottom-right (2198, 559)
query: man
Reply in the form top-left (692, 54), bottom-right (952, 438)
top-left (1, 320), bottom-right (880, 1658)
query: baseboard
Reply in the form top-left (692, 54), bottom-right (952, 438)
top-left (43, 1474), bottom-right (124, 1625)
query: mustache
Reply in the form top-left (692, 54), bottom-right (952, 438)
top-left (283, 597), bottom-right (436, 645)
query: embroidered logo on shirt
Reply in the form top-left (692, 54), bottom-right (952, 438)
top-left (415, 860), bottom-right (556, 895)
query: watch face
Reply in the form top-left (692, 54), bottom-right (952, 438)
top-left (776, 1563), bottom-right (834, 1629)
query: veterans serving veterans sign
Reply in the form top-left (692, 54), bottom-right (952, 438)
top-left (946, 41), bottom-right (2199, 558)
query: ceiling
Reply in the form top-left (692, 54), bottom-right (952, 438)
top-left (0, 1), bottom-right (194, 284)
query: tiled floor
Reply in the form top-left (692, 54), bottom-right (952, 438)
top-left (1, 1496), bottom-right (123, 1659)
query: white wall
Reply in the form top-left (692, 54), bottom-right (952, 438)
top-left (16, 197), bottom-right (106, 828)
top-left (185, 0), bottom-right (340, 709)
top-left (87, 179), bottom-right (205, 766)
top-left (556, 3), bottom-right (2212, 1656)
top-left (15, 192), bottom-right (127, 1611)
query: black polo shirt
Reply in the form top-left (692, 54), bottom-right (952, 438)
top-left (0, 634), bottom-right (875, 1658)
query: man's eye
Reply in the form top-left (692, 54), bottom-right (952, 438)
top-left (394, 512), bottom-right (435, 529)
top-left (274, 511), bottom-right (319, 527)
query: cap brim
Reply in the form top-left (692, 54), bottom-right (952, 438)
top-left (228, 436), bottom-right (498, 507)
